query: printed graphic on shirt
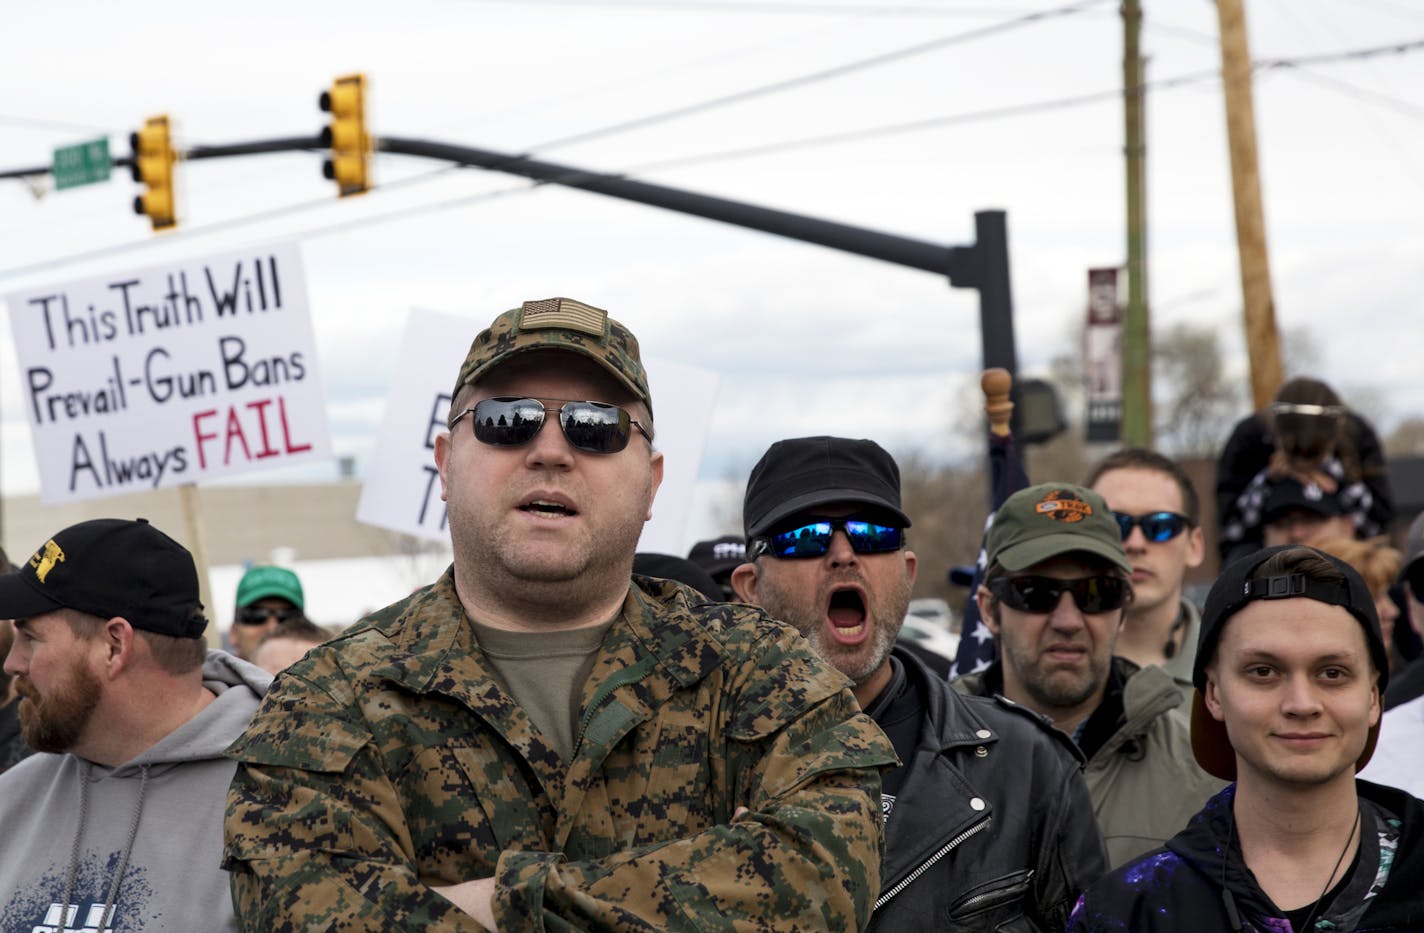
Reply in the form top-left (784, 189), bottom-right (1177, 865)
top-left (0, 851), bottom-right (153, 933)
top-left (882, 793), bottom-right (896, 820)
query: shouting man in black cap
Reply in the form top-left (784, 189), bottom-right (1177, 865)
top-left (733, 436), bottom-right (1107, 931)
top-left (1068, 545), bottom-right (1424, 932)
top-left (0, 518), bottom-right (270, 933)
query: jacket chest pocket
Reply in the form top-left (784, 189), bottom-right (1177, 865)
top-left (399, 742), bottom-right (552, 877)
top-left (945, 868), bottom-right (1035, 932)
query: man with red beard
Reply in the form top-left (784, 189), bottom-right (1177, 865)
top-left (732, 436), bottom-right (1107, 931)
top-left (0, 518), bottom-right (270, 933)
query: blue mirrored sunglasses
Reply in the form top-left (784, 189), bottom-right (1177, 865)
top-left (1112, 510), bottom-right (1191, 543)
top-left (750, 517), bottom-right (904, 560)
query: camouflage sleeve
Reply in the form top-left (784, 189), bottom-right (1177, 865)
top-left (491, 629), bottom-right (897, 932)
top-left (222, 671), bottom-right (489, 932)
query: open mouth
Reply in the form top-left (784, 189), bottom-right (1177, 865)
top-left (519, 498), bottom-right (577, 517)
top-left (826, 587), bottom-right (869, 645)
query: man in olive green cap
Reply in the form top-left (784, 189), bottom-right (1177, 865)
top-left (952, 482), bottom-right (1222, 868)
top-left (225, 298), bottom-right (894, 931)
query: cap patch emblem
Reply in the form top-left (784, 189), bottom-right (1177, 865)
top-left (30, 539), bottom-right (65, 583)
top-left (1034, 489), bottom-right (1092, 524)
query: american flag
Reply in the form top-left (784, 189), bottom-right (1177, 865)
top-left (950, 428), bottom-right (1029, 678)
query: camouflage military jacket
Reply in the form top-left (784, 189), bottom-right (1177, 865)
top-left (223, 571), bottom-right (894, 931)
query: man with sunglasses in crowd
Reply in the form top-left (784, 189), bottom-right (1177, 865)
top-left (226, 564), bottom-right (307, 662)
top-left (953, 482), bottom-right (1222, 867)
top-left (731, 437), bottom-right (1107, 931)
top-left (224, 299), bottom-right (894, 932)
top-left (1087, 448), bottom-right (1206, 712)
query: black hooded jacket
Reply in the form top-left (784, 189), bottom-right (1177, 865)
top-left (1067, 781), bottom-right (1424, 932)
top-left (868, 646), bottom-right (1108, 931)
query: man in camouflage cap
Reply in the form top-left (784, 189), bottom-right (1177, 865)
top-left (224, 298), bottom-right (895, 931)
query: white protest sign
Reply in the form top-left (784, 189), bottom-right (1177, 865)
top-left (357, 308), bottom-right (718, 554)
top-left (5, 243), bottom-right (331, 504)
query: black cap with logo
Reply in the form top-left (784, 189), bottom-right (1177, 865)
top-left (0, 518), bottom-right (207, 639)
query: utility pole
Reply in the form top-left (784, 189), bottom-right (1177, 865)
top-left (1217, 0), bottom-right (1283, 409)
top-left (1121, 0), bottom-right (1151, 447)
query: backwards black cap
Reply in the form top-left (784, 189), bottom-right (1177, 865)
top-left (0, 518), bottom-right (207, 639)
top-left (1190, 544), bottom-right (1387, 780)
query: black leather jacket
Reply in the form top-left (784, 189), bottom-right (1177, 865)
top-left (868, 647), bottom-right (1109, 932)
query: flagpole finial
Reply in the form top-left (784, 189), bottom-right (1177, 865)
top-left (982, 368), bottom-right (1014, 437)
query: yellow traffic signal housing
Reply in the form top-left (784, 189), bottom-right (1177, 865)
top-left (131, 115), bottom-right (177, 230)
top-left (319, 74), bottom-right (370, 196)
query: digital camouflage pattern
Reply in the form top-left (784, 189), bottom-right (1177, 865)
top-left (449, 297), bottom-right (652, 422)
top-left (223, 572), bottom-right (895, 931)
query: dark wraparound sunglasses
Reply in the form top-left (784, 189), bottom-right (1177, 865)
top-left (992, 575), bottom-right (1130, 614)
top-left (749, 517), bottom-right (904, 560)
top-left (450, 397), bottom-right (652, 454)
top-left (1113, 511), bottom-right (1192, 543)
top-left (237, 606), bottom-right (301, 626)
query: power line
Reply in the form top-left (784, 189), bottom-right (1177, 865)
top-left (6, 32), bottom-right (1422, 280)
top-left (458, 0), bottom-right (1056, 16)
top-left (1255, 35), bottom-right (1424, 69)
top-left (525, 0), bottom-right (1114, 154)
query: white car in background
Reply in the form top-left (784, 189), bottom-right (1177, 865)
top-left (898, 598), bottom-right (959, 663)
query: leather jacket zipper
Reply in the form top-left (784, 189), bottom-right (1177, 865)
top-left (873, 814), bottom-right (991, 910)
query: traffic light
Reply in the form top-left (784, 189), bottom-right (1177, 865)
top-left (131, 115), bottom-right (176, 230)
top-left (319, 73), bottom-right (369, 196)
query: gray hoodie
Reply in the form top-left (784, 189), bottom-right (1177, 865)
top-left (0, 651), bottom-right (270, 933)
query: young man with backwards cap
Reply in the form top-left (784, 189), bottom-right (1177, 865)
top-left (732, 437), bottom-right (1107, 931)
top-left (954, 482), bottom-right (1223, 867)
top-left (1067, 544), bottom-right (1424, 932)
top-left (0, 518), bottom-right (270, 933)
top-left (224, 299), bottom-right (894, 931)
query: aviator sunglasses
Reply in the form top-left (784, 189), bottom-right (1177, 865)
top-left (450, 397), bottom-right (652, 454)
top-left (1112, 511), bottom-right (1192, 543)
top-left (749, 517), bottom-right (904, 560)
top-left (991, 575), bottom-right (1130, 614)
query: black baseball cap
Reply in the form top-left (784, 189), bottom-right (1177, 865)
top-left (1190, 544), bottom-right (1387, 780)
top-left (686, 535), bottom-right (747, 581)
top-left (0, 518), bottom-right (207, 639)
top-left (1261, 477), bottom-right (1342, 524)
top-left (633, 553), bottom-right (723, 601)
top-left (742, 436), bottom-right (911, 539)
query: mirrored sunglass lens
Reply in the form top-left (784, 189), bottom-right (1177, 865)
top-left (560, 402), bottom-right (630, 453)
top-left (769, 522), bottom-right (834, 557)
top-left (1139, 513), bottom-right (1184, 542)
top-left (471, 398), bottom-right (545, 445)
top-left (844, 521), bottom-right (903, 553)
top-left (1114, 511), bottom-right (1185, 543)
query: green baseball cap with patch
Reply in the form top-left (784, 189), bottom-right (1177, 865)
top-left (985, 482), bottom-right (1131, 574)
top-left (450, 297), bottom-right (651, 421)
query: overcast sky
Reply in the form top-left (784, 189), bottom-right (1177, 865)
top-left (3, 0), bottom-right (1423, 550)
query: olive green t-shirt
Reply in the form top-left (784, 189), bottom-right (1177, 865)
top-left (471, 617), bottom-right (615, 762)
